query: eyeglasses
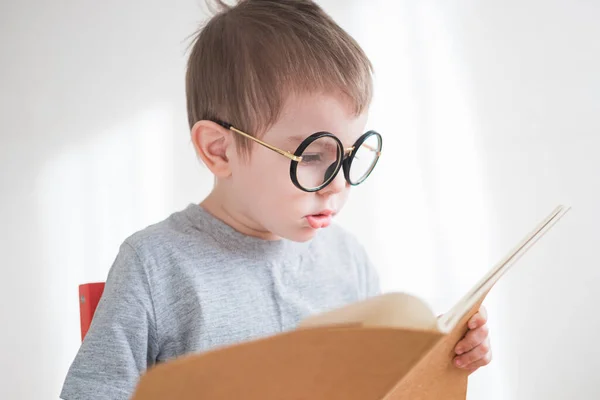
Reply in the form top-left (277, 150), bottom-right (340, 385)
top-left (214, 120), bottom-right (382, 192)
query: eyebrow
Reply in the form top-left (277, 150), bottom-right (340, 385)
top-left (285, 135), bottom-right (309, 145)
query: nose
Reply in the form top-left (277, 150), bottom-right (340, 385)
top-left (318, 164), bottom-right (346, 196)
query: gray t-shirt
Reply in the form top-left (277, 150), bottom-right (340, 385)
top-left (60, 203), bottom-right (380, 400)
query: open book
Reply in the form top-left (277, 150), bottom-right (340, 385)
top-left (300, 204), bottom-right (571, 334)
top-left (131, 205), bottom-right (570, 400)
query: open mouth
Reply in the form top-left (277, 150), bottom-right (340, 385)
top-left (306, 211), bottom-right (333, 229)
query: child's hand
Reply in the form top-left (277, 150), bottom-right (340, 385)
top-left (453, 306), bottom-right (492, 374)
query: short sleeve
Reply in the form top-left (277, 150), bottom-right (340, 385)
top-left (362, 247), bottom-right (382, 298)
top-left (348, 234), bottom-right (381, 299)
top-left (60, 242), bottom-right (159, 400)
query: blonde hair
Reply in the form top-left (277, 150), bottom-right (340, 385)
top-left (186, 0), bottom-right (373, 154)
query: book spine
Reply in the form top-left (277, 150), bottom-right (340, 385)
top-left (79, 282), bottom-right (106, 341)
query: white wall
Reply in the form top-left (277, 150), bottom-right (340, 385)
top-left (343, 1), bottom-right (600, 399)
top-left (1, 1), bottom-right (598, 399)
top-left (0, 1), bottom-right (210, 398)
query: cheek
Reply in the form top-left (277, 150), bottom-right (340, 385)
top-left (338, 185), bottom-right (351, 206)
top-left (251, 148), bottom-right (289, 184)
top-left (250, 154), bottom-right (315, 215)
top-left (234, 150), bottom-right (296, 199)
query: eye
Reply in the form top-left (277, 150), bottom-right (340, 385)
top-left (299, 136), bottom-right (340, 166)
top-left (300, 153), bottom-right (324, 165)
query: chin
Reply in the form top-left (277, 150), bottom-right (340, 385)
top-left (280, 226), bottom-right (318, 243)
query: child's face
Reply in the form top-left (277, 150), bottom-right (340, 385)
top-left (228, 93), bottom-right (369, 242)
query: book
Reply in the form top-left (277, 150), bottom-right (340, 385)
top-left (78, 282), bottom-right (106, 341)
top-left (131, 205), bottom-right (570, 400)
top-left (301, 204), bottom-right (570, 334)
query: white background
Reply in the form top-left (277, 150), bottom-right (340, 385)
top-left (1, 0), bottom-right (598, 399)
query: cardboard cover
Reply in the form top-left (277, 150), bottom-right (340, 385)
top-left (130, 205), bottom-right (570, 400)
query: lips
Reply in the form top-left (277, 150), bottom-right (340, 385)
top-left (306, 210), bottom-right (334, 229)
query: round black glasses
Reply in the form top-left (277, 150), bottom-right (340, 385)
top-left (214, 120), bottom-right (382, 192)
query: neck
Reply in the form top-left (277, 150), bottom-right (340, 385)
top-left (200, 188), bottom-right (281, 241)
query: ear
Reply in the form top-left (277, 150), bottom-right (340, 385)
top-left (191, 120), bottom-right (235, 178)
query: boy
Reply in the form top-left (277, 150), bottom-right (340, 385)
top-left (61, 1), bottom-right (491, 398)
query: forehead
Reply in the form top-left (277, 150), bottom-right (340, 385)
top-left (263, 92), bottom-right (369, 146)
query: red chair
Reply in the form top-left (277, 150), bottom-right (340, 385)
top-left (78, 282), bottom-right (105, 341)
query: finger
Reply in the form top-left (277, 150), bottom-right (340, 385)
top-left (454, 339), bottom-right (491, 368)
top-left (463, 348), bottom-right (493, 373)
top-left (455, 324), bottom-right (489, 355)
top-left (468, 306), bottom-right (488, 329)
top-left (479, 305), bottom-right (488, 321)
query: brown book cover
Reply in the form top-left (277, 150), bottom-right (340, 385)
top-left (131, 205), bottom-right (570, 400)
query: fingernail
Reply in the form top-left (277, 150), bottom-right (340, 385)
top-left (455, 359), bottom-right (463, 367)
top-left (456, 347), bottom-right (463, 355)
top-left (469, 321), bottom-right (477, 329)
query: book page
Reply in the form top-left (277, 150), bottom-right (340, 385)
top-left (299, 292), bottom-right (440, 332)
top-left (438, 205), bottom-right (570, 332)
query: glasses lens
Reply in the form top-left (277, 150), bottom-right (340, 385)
top-left (349, 133), bottom-right (381, 184)
top-left (295, 136), bottom-right (341, 190)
